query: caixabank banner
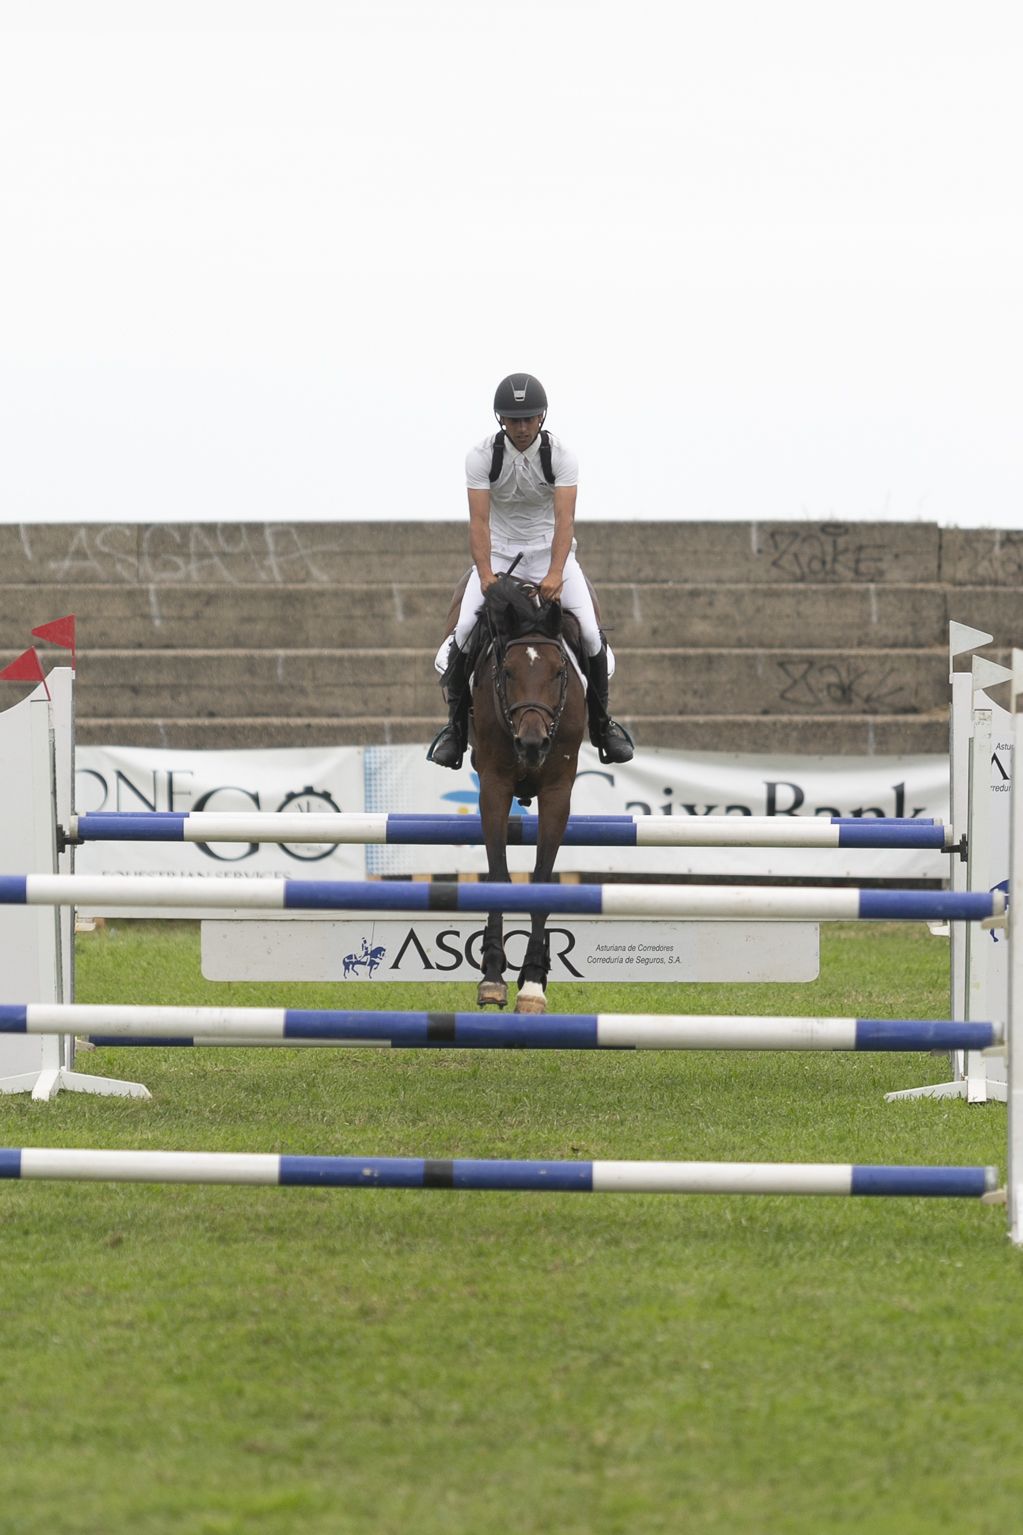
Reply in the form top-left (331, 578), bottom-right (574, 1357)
top-left (73, 740), bottom-right (949, 897)
top-left (363, 743), bottom-right (949, 880)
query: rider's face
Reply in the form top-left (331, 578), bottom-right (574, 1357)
top-left (500, 414), bottom-right (543, 452)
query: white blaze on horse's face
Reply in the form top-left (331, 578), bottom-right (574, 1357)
top-left (525, 646), bottom-right (540, 665)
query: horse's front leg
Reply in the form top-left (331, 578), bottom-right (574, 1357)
top-left (477, 776), bottom-right (513, 1009)
top-left (515, 780), bottom-right (573, 1015)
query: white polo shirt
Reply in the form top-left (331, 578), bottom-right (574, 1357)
top-left (465, 432), bottom-right (579, 556)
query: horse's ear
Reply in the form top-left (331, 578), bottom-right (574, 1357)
top-left (540, 599), bottom-right (563, 638)
top-left (484, 578), bottom-right (515, 638)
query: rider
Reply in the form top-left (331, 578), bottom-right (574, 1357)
top-left (427, 373), bottom-right (634, 770)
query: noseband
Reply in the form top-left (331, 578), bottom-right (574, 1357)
top-left (491, 635), bottom-right (569, 746)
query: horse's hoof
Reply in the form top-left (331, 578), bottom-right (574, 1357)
top-left (514, 982), bottom-right (547, 1015)
top-left (477, 981), bottom-right (508, 1009)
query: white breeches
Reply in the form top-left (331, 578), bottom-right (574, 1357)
top-left (434, 550), bottom-right (614, 676)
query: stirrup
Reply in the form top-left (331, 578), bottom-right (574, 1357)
top-left (427, 725), bottom-right (465, 770)
top-left (597, 719), bottom-right (635, 765)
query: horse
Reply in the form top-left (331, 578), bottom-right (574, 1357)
top-left (342, 939), bottom-right (386, 978)
top-left (462, 571), bottom-right (588, 1014)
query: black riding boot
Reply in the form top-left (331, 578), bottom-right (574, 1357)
top-left (427, 644), bottom-right (472, 770)
top-left (586, 640), bottom-right (635, 765)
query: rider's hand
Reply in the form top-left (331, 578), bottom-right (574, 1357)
top-left (539, 570), bottom-right (564, 603)
top-left (480, 570), bottom-right (499, 593)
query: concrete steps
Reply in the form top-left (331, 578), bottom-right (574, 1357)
top-left (73, 713), bottom-right (949, 753)
top-left (2, 520), bottom-right (1019, 755)
top-left (0, 584), bottom-right (457, 650)
top-left (5, 581), bottom-right (1021, 651)
top-left (69, 646), bottom-right (955, 721)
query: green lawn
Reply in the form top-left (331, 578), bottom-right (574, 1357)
top-left (0, 922), bottom-right (1018, 1535)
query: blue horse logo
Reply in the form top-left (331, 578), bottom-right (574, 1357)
top-left (342, 938), bottom-right (387, 977)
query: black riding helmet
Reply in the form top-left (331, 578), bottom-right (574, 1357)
top-left (493, 374), bottom-right (548, 421)
top-left (489, 374), bottom-right (554, 485)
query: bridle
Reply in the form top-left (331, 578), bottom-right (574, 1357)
top-left (489, 633), bottom-right (570, 747)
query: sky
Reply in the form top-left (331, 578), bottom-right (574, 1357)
top-left (1, 1), bottom-right (1020, 528)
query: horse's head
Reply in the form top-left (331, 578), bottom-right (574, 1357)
top-left (484, 579), bottom-right (569, 772)
top-left (498, 635), bottom-right (569, 771)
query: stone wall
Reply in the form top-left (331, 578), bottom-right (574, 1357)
top-left (1, 519), bottom-right (1020, 753)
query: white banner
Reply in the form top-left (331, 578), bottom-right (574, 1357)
top-left (201, 916), bottom-right (820, 985)
top-left (366, 744), bottom-right (949, 879)
top-left (70, 742), bottom-right (950, 908)
top-left (75, 745), bottom-right (366, 901)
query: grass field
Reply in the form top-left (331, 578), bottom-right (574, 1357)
top-left (1, 920), bottom-right (1020, 1535)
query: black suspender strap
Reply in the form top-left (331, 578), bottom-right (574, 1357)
top-left (488, 428), bottom-right (556, 486)
top-left (538, 429), bottom-right (555, 486)
top-left (488, 431), bottom-right (506, 483)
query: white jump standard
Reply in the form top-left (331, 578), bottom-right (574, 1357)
top-left (0, 875), bottom-right (1004, 922)
top-left (0, 1005), bottom-right (1003, 1053)
top-left (0, 1148), bottom-right (1000, 1198)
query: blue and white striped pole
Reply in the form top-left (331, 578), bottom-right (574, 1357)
top-left (0, 875), bottom-right (1004, 922)
top-left (68, 811), bottom-right (954, 851)
top-left (0, 1005), bottom-right (1003, 1053)
top-left (0, 1147), bottom-right (1000, 1197)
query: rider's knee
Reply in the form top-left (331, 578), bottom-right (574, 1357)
top-left (435, 635), bottom-right (456, 674)
top-left (580, 624), bottom-right (603, 660)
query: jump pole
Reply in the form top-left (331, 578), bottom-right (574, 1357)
top-left (0, 1148), bottom-right (999, 1198)
top-left (0, 875), bottom-right (1005, 923)
top-left (67, 811), bottom-right (954, 851)
top-left (0, 1005), bottom-right (1004, 1053)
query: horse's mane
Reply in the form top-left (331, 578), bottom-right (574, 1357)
top-left (483, 574), bottom-right (563, 644)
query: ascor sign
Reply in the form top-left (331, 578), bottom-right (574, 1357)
top-left (201, 917), bottom-right (820, 984)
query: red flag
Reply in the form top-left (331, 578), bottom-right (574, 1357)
top-left (31, 615), bottom-right (76, 668)
top-left (0, 646), bottom-right (50, 700)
